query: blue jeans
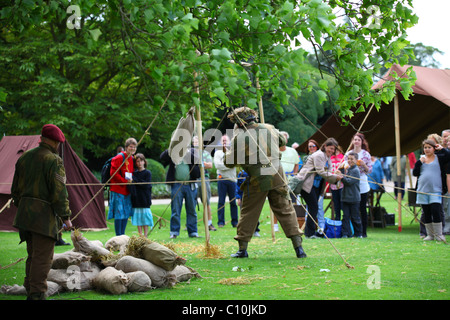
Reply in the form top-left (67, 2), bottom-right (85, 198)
top-left (170, 183), bottom-right (198, 237)
top-left (114, 219), bottom-right (128, 236)
top-left (217, 179), bottom-right (238, 226)
top-left (331, 188), bottom-right (342, 220)
top-left (317, 195), bottom-right (325, 232)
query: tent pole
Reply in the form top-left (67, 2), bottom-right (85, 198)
top-left (256, 77), bottom-right (276, 243)
top-left (194, 72), bottom-right (210, 247)
top-left (394, 92), bottom-right (402, 232)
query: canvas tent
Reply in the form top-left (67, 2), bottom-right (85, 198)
top-left (0, 135), bottom-right (107, 231)
top-left (298, 64), bottom-right (450, 156)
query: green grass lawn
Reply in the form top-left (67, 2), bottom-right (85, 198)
top-left (1, 193), bottom-right (448, 301)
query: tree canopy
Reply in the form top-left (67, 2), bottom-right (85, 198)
top-left (0, 0), bottom-right (418, 163)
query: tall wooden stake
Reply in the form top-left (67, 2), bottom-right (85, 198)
top-left (394, 92), bottom-right (402, 232)
top-left (194, 72), bottom-right (210, 246)
top-left (256, 77), bottom-right (276, 243)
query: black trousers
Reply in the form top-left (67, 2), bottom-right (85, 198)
top-left (359, 192), bottom-right (369, 237)
top-left (342, 201), bottom-right (362, 237)
top-left (301, 186), bottom-right (320, 237)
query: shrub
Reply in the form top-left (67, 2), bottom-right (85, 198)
top-left (147, 159), bottom-right (166, 182)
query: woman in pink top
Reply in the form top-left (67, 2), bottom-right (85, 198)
top-left (330, 146), bottom-right (344, 220)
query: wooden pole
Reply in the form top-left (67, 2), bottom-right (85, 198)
top-left (394, 92), bottom-right (402, 232)
top-left (256, 77), bottom-right (276, 243)
top-left (194, 72), bottom-right (210, 246)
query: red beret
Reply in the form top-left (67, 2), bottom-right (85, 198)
top-left (41, 124), bottom-right (65, 142)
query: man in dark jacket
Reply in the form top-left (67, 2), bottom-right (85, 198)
top-left (11, 124), bottom-right (72, 300)
top-left (160, 147), bottom-right (200, 238)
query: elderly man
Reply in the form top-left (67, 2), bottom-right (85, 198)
top-left (12, 124), bottom-right (72, 300)
top-left (222, 107), bottom-right (306, 258)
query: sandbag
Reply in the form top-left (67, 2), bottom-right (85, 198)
top-left (126, 271), bottom-right (153, 292)
top-left (169, 265), bottom-right (201, 283)
top-left (48, 264), bottom-right (101, 291)
top-left (168, 106), bottom-right (195, 165)
top-left (141, 242), bottom-right (186, 271)
top-left (71, 230), bottom-right (111, 261)
top-left (77, 260), bottom-right (98, 272)
top-left (90, 240), bottom-right (104, 248)
top-left (92, 267), bottom-right (128, 295)
top-left (0, 284), bottom-right (26, 295)
top-left (0, 281), bottom-right (62, 297)
top-left (105, 235), bottom-right (130, 252)
top-left (115, 255), bottom-right (176, 288)
top-left (100, 253), bottom-right (123, 268)
top-left (46, 281), bottom-right (63, 297)
top-left (52, 251), bottom-right (91, 269)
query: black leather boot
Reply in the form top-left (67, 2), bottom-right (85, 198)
top-left (55, 238), bottom-right (70, 246)
top-left (295, 246), bottom-right (307, 258)
top-left (27, 292), bottom-right (45, 300)
top-left (230, 249), bottom-right (248, 258)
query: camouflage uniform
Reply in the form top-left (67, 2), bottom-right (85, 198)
top-left (11, 141), bottom-right (71, 299)
top-left (224, 107), bottom-right (305, 258)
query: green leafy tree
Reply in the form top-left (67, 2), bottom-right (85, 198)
top-left (375, 42), bottom-right (445, 79)
top-left (0, 0), bottom-right (418, 162)
top-left (263, 63), bottom-right (340, 147)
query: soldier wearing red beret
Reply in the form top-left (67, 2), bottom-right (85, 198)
top-left (11, 124), bottom-right (72, 300)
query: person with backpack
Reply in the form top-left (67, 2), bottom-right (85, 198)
top-left (160, 145), bottom-right (201, 239)
top-left (108, 138), bottom-right (137, 236)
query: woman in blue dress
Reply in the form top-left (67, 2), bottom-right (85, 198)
top-left (130, 153), bottom-right (154, 237)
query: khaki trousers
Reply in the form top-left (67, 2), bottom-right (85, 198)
top-left (235, 184), bottom-right (301, 243)
top-left (23, 231), bottom-right (55, 298)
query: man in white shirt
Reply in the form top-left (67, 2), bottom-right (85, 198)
top-left (275, 131), bottom-right (300, 231)
top-left (214, 134), bottom-right (238, 227)
top-left (280, 131), bottom-right (299, 177)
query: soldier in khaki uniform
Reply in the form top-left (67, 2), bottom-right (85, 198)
top-left (11, 124), bottom-right (72, 300)
top-left (223, 107), bottom-right (306, 258)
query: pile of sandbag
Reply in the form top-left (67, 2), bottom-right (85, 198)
top-left (1, 231), bottom-right (201, 297)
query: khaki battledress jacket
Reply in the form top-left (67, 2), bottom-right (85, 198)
top-left (224, 122), bottom-right (287, 193)
top-left (12, 142), bottom-right (71, 241)
top-left (223, 122), bottom-right (301, 242)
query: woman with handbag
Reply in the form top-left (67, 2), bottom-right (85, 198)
top-left (295, 138), bottom-right (342, 238)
